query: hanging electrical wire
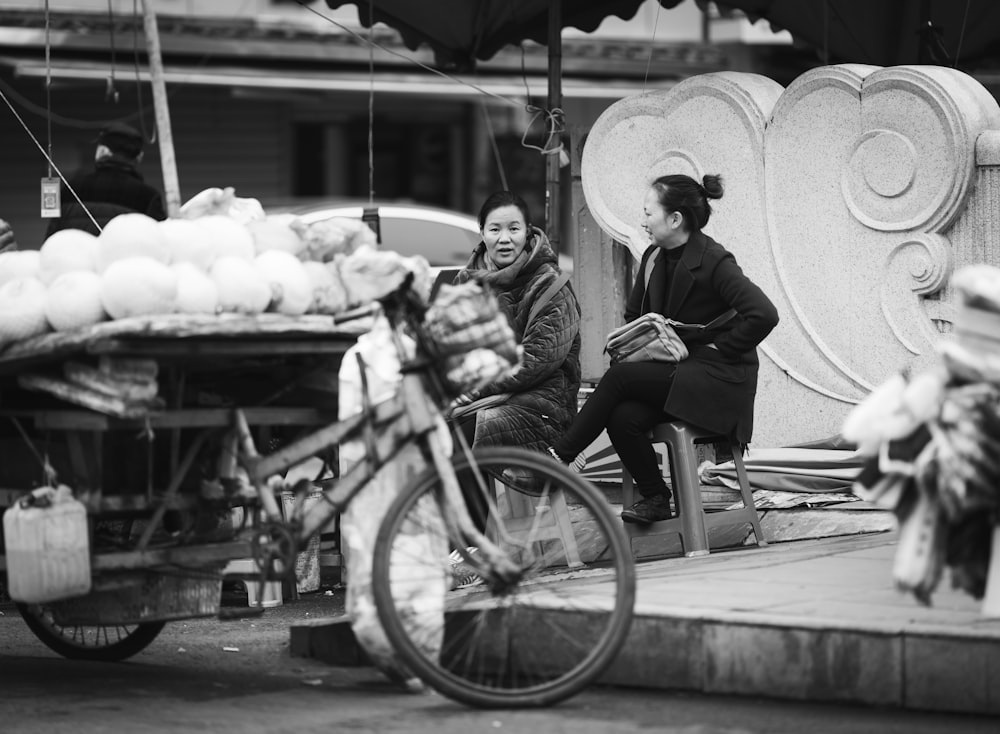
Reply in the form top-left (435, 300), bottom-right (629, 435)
top-left (514, 40), bottom-right (563, 156)
top-left (519, 104), bottom-right (564, 157)
top-left (367, 2), bottom-right (375, 203)
top-left (292, 0), bottom-right (567, 203)
top-left (43, 0), bottom-right (53, 179)
top-left (106, 0), bottom-right (120, 102)
top-left (955, 0), bottom-right (972, 68)
top-left (0, 86), bottom-right (101, 233)
top-left (479, 98), bottom-right (509, 191)
top-left (132, 0), bottom-right (153, 143)
top-left (642, 0), bottom-right (663, 95)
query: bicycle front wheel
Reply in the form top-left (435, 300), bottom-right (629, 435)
top-left (372, 446), bottom-right (635, 709)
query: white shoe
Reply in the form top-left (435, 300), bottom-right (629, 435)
top-left (546, 446), bottom-right (587, 473)
top-left (448, 547), bottom-right (481, 589)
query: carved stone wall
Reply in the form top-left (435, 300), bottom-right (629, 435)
top-left (581, 65), bottom-right (1000, 447)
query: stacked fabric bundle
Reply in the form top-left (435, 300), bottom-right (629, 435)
top-left (844, 264), bottom-right (1000, 605)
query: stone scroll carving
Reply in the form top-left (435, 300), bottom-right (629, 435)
top-left (581, 66), bottom-right (1000, 446)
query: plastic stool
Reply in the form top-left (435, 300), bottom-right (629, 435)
top-left (223, 559), bottom-right (283, 608)
top-left (488, 471), bottom-right (583, 569)
top-left (621, 421), bottom-right (766, 558)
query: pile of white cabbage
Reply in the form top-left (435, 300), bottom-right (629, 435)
top-left (0, 187), bottom-right (432, 348)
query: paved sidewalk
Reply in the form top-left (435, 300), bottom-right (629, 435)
top-left (292, 530), bottom-right (1000, 716)
top-left (602, 531), bottom-right (1000, 716)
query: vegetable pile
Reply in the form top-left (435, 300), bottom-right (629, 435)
top-left (0, 187), bottom-right (432, 349)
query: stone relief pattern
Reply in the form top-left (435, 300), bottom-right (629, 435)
top-left (583, 66), bottom-right (1000, 444)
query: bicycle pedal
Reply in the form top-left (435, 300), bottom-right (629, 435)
top-left (217, 605), bottom-right (266, 620)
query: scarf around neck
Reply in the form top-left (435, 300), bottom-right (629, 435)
top-left (460, 226), bottom-right (551, 290)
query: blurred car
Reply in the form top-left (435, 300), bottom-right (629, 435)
top-left (267, 199), bottom-right (480, 265)
top-left (265, 199), bottom-right (483, 297)
top-left (265, 198), bottom-right (572, 293)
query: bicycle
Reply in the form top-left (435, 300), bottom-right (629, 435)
top-left (3, 273), bottom-right (635, 709)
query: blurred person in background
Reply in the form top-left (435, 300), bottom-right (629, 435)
top-left (46, 122), bottom-right (166, 237)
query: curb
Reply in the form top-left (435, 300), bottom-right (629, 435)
top-left (290, 606), bottom-right (1000, 716)
top-left (603, 609), bottom-right (1000, 716)
top-left (287, 533), bottom-right (1000, 716)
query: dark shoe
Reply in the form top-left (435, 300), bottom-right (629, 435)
top-left (621, 494), bottom-right (673, 524)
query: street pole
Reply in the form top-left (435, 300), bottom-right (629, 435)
top-left (140, 0), bottom-right (181, 217)
top-left (545, 0), bottom-right (562, 250)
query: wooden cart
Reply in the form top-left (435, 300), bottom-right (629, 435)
top-left (0, 312), bottom-right (367, 660)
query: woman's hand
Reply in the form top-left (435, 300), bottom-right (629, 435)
top-left (449, 390), bottom-right (480, 411)
top-left (451, 393), bottom-right (474, 409)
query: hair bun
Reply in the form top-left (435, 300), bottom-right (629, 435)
top-left (701, 174), bottom-right (724, 200)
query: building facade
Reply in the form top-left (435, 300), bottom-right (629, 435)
top-left (0, 0), bottom-right (796, 249)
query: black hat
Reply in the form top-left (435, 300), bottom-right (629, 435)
top-left (97, 122), bottom-right (144, 158)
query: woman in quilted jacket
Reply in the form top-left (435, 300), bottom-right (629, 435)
top-left (450, 191), bottom-right (582, 465)
top-left (549, 174), bottom-right (779, 524)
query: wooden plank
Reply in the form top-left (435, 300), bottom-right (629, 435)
top-left (31, 406), bottom-right (337, 431)
top-left (22, 411), bottom-right (110, 431)
top-left (90, 540), bottom-right (253, 571)
top-left (64, 361), bottom-right (159, 401)
top-left (150, 407), bottom-right (336, 429)
top-left (0, 313), bottom-right (369, 373)
top-left (18, 374), bottom-right (164, 419)
top-left (86, 339), bottom-right (354, 358)
top-left (80, 492), bottom-right (199, 514)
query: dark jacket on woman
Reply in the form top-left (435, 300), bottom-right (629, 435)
top-left (625, 230), bottom-right (779, 444)
top-left (453, 228), bottom-right (581, 452)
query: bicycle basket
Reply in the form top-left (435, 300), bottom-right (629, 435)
top-left (425, 282), bottom-right (518, 360)
top-left (424, 281), bottom-right (521, 393)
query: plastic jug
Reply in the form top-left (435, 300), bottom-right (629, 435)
top-left (3, 485), bottom-right (91, 603)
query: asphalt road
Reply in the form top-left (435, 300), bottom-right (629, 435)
top-left (1, 591), bottom-right (998, 734)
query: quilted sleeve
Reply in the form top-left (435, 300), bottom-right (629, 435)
top-left (476, 276), bottom-right (579, 398)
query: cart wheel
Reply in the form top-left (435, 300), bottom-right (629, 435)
top-left (16, 603), bottom-right (166, 662)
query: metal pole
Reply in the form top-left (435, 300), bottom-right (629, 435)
top-left (545, 0), bottom-right (562, 249)
top-left (140, 0), bottom-right (181, 217)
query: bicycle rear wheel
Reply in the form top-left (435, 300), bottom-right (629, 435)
top-left (372, 446), bottom-right (635, 708)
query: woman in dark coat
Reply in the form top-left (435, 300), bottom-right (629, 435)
top-left (549, 173), bottom-right (779, 524)
top-left (450, 191), bottom-right (581, 455)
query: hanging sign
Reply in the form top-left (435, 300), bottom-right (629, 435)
top-left (40, 177), bottom-right (61, 218)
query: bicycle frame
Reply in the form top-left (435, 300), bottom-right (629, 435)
top-left (228, 292), bottom-right (518, 582)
